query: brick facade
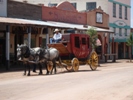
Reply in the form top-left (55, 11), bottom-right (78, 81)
top-left (42, 1), bottom-right (109, 29)
top-left (42, 1), bottom-right (87, 25)
top-left (7, 0), bottom-right (42, 20)
top-left (87, 7), bottom-right (109, 29)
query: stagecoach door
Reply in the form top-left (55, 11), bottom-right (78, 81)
top-left (71, 34), bottom-right (89, 59)
top-left (118, 42), bottom-right (124, 59)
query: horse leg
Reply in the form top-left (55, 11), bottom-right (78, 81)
top-left (50, 60), bottom-right (56, 74)
top-left (23, 63), bottom-right (26, 75)
top-left (27, 63), bottom-right (31, 76)
top-left (49, 61), bottom-right (54, 75)
top-left (38, 63), bottom-right (43, 75)
top-left (45, 62), bottom-right (49, 75)
top-left (53, 60), bottom-right (57, 74)
top-left (33, 64), bottom-right (36, 72)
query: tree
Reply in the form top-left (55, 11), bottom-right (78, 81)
top-left (86, 27), bottom-right (98, 49)
top-left (126, 32), bottom-right (133, 62)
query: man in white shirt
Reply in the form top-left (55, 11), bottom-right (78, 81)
top-left (50, 28), bottom-right (62, 43)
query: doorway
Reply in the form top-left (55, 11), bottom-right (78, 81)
top-left (0, 39), bottom-right (6, 66)
top-left (118, 42), bottom-right (124, 59)
top-left (14, 34), bottom-right (24, 61)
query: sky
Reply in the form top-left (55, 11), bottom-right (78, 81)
top-left (131, 0), bottom-right (133, 28)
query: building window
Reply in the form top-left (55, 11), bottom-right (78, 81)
top-left (125, 29), bottom-right (127, 36)
top-left (113, 27), bottom-right (116, 35)
top-left (119, 5), bottom-right (122, 19)
top-left (119, 28), bottom-right (122, 36)
top-left (71, 3), bottom-right (76, 9)
top-left (48, 3), bottom-right (57, 7)
top-left (113, 3), bottom-right (116, 17)
top-left (86, 2), bottom-right (96, 11)
top-left (125, 6), bottom-right (128, 20)
top-left (96, 13), bottom-right (103, 23)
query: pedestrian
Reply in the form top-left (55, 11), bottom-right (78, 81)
top-left (50, 28), bottom-right (62, 43)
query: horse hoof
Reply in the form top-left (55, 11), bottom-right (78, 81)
top-left (23, 73), bottom-right (26, 76)
top-left (46, 72), bottom-right (49, 75)
top-left (39, 72), bottom-right (43, 75)
top-left (27, 73), bottom-right (30, 76)
top-left (33, 70), bottom-right (36, 73)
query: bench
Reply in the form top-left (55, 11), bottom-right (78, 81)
top-left (62, 34), bottom-right (70, 41)
top-left (104, 54), bottom-right (117, 62)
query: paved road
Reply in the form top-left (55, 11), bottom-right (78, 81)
top-left (0, 60), bottom-right (133, 100)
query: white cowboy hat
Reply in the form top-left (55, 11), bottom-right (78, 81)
top-left (54, 28), bottom-right (59, 32)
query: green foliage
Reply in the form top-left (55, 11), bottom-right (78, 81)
top-left (86, 27), bottom-right (98, 49)
top-left (126, 32), bottom-right (133, 47)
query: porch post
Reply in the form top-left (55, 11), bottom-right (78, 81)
top-left (6, 25), bottom-right (10, 70)
top-left (104, 33), bottom-right (107, 62)
top-left (28, 27), bottom-right (31, 48)
top-left (46, 33), bottom-right (49, 49)
top-left (112, 34), bottom-right (115, 62)
top-left (46, 28), bottom-right (50, 49)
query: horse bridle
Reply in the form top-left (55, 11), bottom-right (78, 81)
top-left (21, 46), bottom-right (30, 58)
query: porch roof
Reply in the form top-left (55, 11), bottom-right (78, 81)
top-left (0, 17), bottom-right (113, 33)
top-left (47, 21), bottom-right (114, 33)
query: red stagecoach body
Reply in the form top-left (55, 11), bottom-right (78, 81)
top-left (48, 33), bottom-right (92, 59)
top-left (47, 33), bottom-right (98, 71)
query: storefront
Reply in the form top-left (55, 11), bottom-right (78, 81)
top-left (0, 1), bottom-right (113, 69)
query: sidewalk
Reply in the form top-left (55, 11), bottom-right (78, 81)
top-left (0, 59), bottom-right (132, 73)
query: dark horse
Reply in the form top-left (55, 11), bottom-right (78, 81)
top-left (17, 44), bottom-right (43, 76)
top-left (17, 44), bottom-right (61, 75)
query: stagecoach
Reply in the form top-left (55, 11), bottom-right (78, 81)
top-left (47, 33), bottom-right (98, 72)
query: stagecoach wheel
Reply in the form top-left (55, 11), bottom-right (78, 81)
top-left (89, 50), bottom-right (98, 70)
top-left (47, 61), bottom-right (53, 72)
top-left (71, 58), bottom-right (79, 71)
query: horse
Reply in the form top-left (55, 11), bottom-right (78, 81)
top-left (37, 47), bottom-right (61, 75)
top-left (17, 44), bottom-right (61, 75)
top-left (17, 44), bottom-right (43, 76)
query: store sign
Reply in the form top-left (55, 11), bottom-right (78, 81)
top-left (115, 20), bottom-right (127, 27)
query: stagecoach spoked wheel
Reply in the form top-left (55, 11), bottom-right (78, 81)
top-left (89, 50), bottom-right (98, 70)
top-left (71, 58), bottom-right (79, 71)
top-left (47, 61), bottom-right (53, 72)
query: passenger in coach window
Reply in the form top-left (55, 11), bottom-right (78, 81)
top-left (50, 28), bottom-right (62, 43)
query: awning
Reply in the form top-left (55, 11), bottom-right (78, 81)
top-left (47, 21), bottom-right (114, 32)
top-left (0, 17), bottom-right (113, 32)
top-left (0, 17), bottom-right (65, 28)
